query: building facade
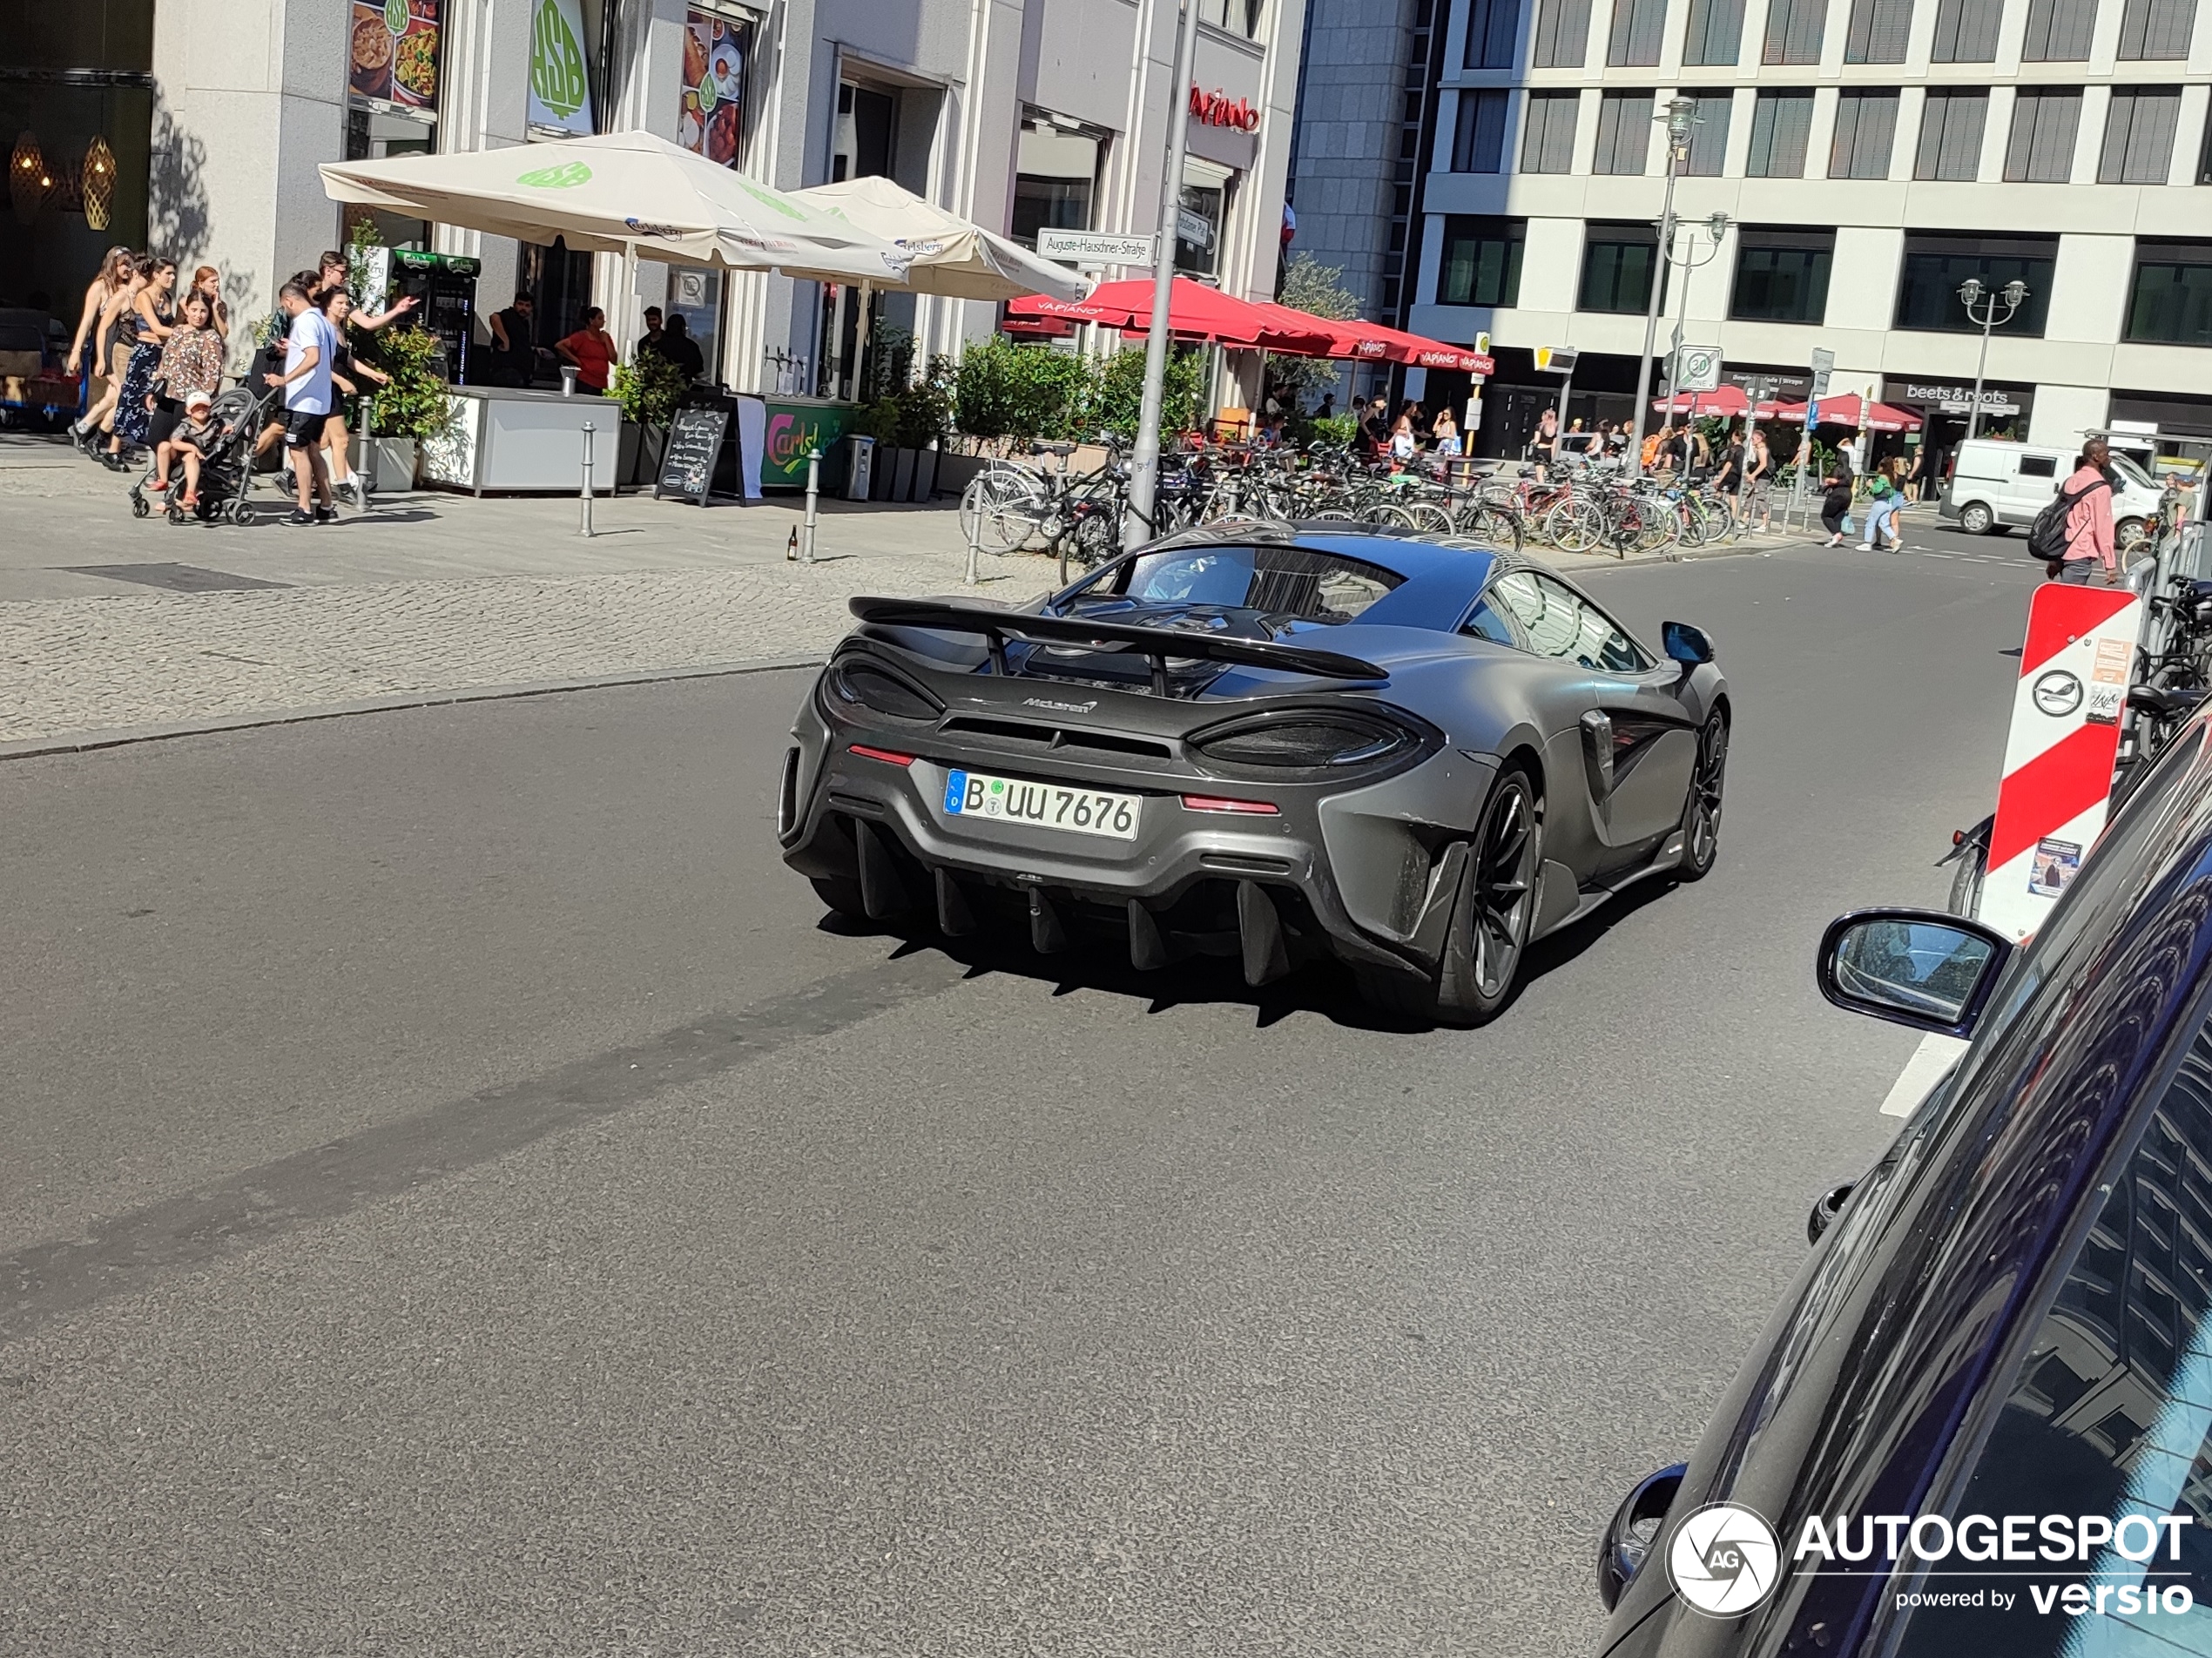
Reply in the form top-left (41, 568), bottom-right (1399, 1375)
top-left (5, 0), bottom-right (1302, 401)
top-left (1366, 0), bottom-right (2212, 464)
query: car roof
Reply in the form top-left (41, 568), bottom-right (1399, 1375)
top-left (1119, 522), bottom-right (1566, 635)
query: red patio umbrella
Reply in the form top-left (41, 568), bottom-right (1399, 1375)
top-left (1653, 386), bottom-right (1768, 418)
top-left (1769, 394), bottom-right (1923, 433)
top-left (1006, 277), bottom-right (1334, 351)
top-left (1252, 307), bottom-right (1494, 374)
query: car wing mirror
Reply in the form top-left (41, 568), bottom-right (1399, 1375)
top-left (1597, 1462), bottom-right (1688, 1612)
top-left (1662, 621), bottom-right (1714, 673)
top-left (1817, 907), bottom-right (2013, 1039)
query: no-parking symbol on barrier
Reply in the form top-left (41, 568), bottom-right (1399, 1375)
top-left (1979, 583), bottom-right (2142, 942)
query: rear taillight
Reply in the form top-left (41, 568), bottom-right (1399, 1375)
top-left (1181, 795), bottom-right (1278, 814)
top-left (850, 745), bottom-right (916, 766)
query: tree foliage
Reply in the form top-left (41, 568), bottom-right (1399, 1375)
top-left (1266, 253), bottom-right (1362, 408)
top-left (946, 338), bottom-right (1204, 444)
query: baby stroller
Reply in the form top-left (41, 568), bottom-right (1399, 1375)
top-left (129, 383), bottom-right (271, 526)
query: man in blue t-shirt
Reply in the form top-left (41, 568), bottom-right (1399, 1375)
top-left (263, 280), bottom-right (340, 524)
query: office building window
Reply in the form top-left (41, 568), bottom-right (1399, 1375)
top-left (1607, 0), bottom-right (1667, 64)
top-left (1010, 120), bottom-right (1101, 246)
top-left (1465, 0), bottom-right (1519, 67)
top-left (1747, 90), bottom-right (1817, 177)
top-left (2126, 241), bottom-right (2212, 346)
top-left (1453, 90), bottom-right (1510, 172)
top-left (1764, 0), bottom-right (1827, 64)
top-left (1831, 90), bottom-right (1901, 178)
top-left (1174, 156), bottom-right (1231, 275)
top-left (1894, 233), bottom-right (2057, 334)
top-left (1930, 0), bottom-right (2001, 58)
top-left (1579, 221), bottom-right (1659, 313)
top-left (2118, 0), bottom-right (2198, 58)
top-left (1683, 0), bottom-right (1746, 64)
top-left (1730, 226), bottom-right (1835, 322)
top-left (1593, 91), bottom-right (1655, 173)
top-left (1844, 0), bottom-right (1914, 62)
top-left (1439, 215), bottom-right (1527, 307)
top-left (1915, 89), bottom-right (1988, 179)
top-left (2006, 89), bottom-right (2082, 182)
top-left (1195, 0), bottom-right (1267, 37)
top-left (2022, 0), bottom-right (2096, 59)
top-left (2101, 88), bottom-right (2182, 183)
top-left (1521, 91), bottom-right (1581, 172)
top-left (1684, 91), bottom-right (1734, 175)
top-left (1531, 0), bottom-right (1594, 65)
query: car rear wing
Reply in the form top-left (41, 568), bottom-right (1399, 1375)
top-left (847, 596), bottom-right (1390, 696)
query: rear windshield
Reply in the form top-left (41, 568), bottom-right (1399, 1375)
top-left (1109, 545), bottom-right (1404, 624)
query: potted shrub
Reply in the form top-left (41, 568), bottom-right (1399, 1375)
top-left (610, 352), bottom-right (691, 487)
top-left (894, 357), bottom-right (955, 500)
top-left (356, 324), bottom-right (455, 489)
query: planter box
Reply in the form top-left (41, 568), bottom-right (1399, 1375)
top-left (619, 421), bottom-right (666, 489)
top-left (365, 437), bottom-right (417, 492)
top-left (913, 447), bottom-right (939, 502)
top-left (934, 452), bottom-right (988, 496)
top-left (888, 447), bottom-right (916, 502)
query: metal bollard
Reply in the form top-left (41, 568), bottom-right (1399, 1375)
top-left (578, 422), bottom-right (596, 537)
top-left (965, 509), bottom-right (981, 586)
top-left (357, 395), bottom-right (374, 511)
top-left (802, 447), bottom-right (820, 564)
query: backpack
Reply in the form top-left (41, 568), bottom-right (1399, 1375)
top-left (2027, 475), bottom-right (2110, 563)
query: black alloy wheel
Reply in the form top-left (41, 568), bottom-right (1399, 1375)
top-left (1465, 771), bottom-right (1540, 1004)
top-left (1678, 713), bottom-right (1729, 881)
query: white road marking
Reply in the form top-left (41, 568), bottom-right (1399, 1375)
top-left (1880, 1032), bottom-right (1973, 1117)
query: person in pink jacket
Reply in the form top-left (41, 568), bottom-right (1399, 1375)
top-left (2052, 437), bottom-right (2117, 584)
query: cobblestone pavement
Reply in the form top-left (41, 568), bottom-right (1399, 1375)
top-left (1, 432), bottom-right (1804, 752)
top-left (0, 563), bottom-right (1049, 745)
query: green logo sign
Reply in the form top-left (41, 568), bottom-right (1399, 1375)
top-left (529, 0), bottom-right (589, 119)
top-left (517, 161), bottom-right (592, 189)
top-left (385, 0), bottom-right (408, 33)
top-left (735, 176), bottom-right (806, 222)
top-left (698, 72), bottom-right (717, 115)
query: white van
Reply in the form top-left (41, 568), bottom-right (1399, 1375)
top-left (1942, 438), bottom-right (2161, 546)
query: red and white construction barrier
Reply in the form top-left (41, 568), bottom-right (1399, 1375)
top-left (1979, 583), bottom-right (2142, 942)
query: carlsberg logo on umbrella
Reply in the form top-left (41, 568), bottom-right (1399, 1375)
top-left (517, 161), bottom-right (592, 189)
top-left (530, 0), bottom-right (588, 118)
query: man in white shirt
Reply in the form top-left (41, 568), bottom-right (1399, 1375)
top-left (263, 280), bottom-right (339, 524)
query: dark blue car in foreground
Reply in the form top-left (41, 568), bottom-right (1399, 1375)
top-left (1595, 706), bottom-right (2212, 1656)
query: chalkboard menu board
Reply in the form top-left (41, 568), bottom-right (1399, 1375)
top-left (655, 396), bottom-right (741, 504)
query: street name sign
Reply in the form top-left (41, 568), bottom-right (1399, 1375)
top-left (1035, 230), bottom-right (1157, 266)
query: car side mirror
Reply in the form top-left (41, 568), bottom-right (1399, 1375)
top-left (1662, 621), bottom-right (1714, 671)
top-left (1817, 907), bottom-right (2013, 1038)
top-left (1597, 1462), bottom-right (1688, 1611)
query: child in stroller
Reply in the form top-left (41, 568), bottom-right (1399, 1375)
top-left (131, 382), bottom-right (273, 524)
top-left (151, 389), bottom-right (217, 509)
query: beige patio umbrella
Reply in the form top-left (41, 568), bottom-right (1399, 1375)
top-left (786, 174), bottom-right (1090, 395)
top-left (787, 174), bottom-right (1090, 303)
top-left (320, 130), bottom-right (912, 352)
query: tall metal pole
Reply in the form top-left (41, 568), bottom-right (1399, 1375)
top-left (1629, 98), bottom-right (1697, 479)
top-left (1123, 0), bottom-right (1204, 550)
top-left (1966, 307), bottom-right (1994, 444)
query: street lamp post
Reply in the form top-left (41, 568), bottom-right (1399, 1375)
top-left (1958, 277), bottom-right (2027, 443)
top-left (1628, 96), bottom-right (1700, 478)
top-left (1665, 210), bottom-right (1730, 414)
top-left (1123, 0), bottom-right (1204, 549)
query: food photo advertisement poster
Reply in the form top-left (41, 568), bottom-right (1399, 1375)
top-left (680, 10), bottom-right (752, 167)
top-left (351, 0), bottom-right (443, 114)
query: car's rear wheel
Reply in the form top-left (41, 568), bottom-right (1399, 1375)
top-left (1676, 713), bottom-right (1729, 881)
top-left (1358, 766), bottom-right (1541, 1028)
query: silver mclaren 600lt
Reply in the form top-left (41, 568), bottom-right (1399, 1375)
top-left (778, 524), bottom-right (1729, 1025)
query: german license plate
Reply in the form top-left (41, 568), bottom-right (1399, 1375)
top-left (941, 770), bottom-right (1141, 840)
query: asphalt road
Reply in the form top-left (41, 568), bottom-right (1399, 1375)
top-left (0, 540), bottom-right (2044, 1657)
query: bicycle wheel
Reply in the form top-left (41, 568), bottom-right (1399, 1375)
top-left (1458, 502), bottom-right (1524, 552)
top-left (962, 467), bottom-right (1042, 553)
top-left (1544, 500), bottom-right (1600, 554)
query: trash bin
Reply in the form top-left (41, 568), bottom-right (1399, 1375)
top-left (845, 435), bottom-right (876, 501)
